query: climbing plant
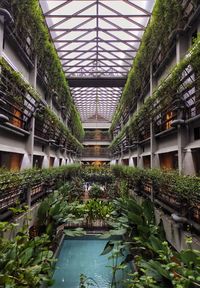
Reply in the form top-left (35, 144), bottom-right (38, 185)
top-left (110, 0), bottom-right (186, 135)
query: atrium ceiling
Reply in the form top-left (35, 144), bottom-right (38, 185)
top-left (40, 0), bottom-right (155, 122)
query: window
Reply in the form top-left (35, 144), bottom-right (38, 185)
top-left (159, 152), bottom-right (178, 170)
top-left (133, 157), bottom-right (137, 167)
top-left (49, 157), bottom-right (55, 167)
top-left (0, 151), bottom-right (23, 171)
top-left (33, 155), bottom-right (43, 169)
top-left (143, 155), bottom-right (151, 169)
top-left (165, 111), bottom-right (173, 130)
top-left (194, 127), bottom-right (200, 140)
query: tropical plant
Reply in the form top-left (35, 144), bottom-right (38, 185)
top-left (89, 184), bottom-right (103, 199)
top-left (0, 222), bottom-right (54, 288)
top-left (100, 196), bottom-right (200, 287)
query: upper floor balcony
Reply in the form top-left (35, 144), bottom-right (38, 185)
top-left (82, 146), bottom-right (110, 159)
top-left (0, 61), bottom-right (39, 133)
top-left (1, 0), bottom-right (35, 67)
top-left (84, 130), bottom-right (111, 142)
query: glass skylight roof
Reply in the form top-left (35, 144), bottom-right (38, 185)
top-left (40, 0), bottom-right (155, 122)
top-left (71, 87), bottom-right (123, 122)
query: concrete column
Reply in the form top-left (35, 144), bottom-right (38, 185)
top-left (176, 34), bottom-right (189, 63)
top-left (176, 36), bottom-right (189, 174)
top-left (0, 17), bottom-right (4, 57)
top-left (44, 144), bottom-right (50, 168)
top-left (183, 149), bottom-right (196, 175)
top-left (54, 154), bottom-right (59, 167)
top-left (177, 124), bottom-right (189, 174)
top-left (21, 57), bottom-right (37, 169)
top-left (198, 21), bottom-right (200, 33)
top-left (137, 145), bottom-right (143, 168)
top-left (150, 63), bottom-right (159, 169)
top-left (129, 156), bottom-right (134, 167)
top-left (150, 121), bottom-right (159, 168)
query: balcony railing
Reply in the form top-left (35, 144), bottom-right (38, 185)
top-left (0, 168), bottom-right (74, 221)
top-left (2, 1), bottom-right (35, 67)
top-left (84, 131), bottom-right (111, 142)
top-left (82, 147), bottom-right (110, 158)
top-left (34, 110), bottom-right (65, 146)
top-left (0, 65), bottom-right (38, 131)
top-left (180, 65), bottom-right (200, 120)
top-left (181, 0), bottom-right (200, 28)
top-left (153, 65), bottom-right (200, 134)
top-left (152, 38), bottom-right (176, 77)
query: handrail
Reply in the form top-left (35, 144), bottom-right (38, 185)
top-left (0, 8), bottom-right (14, 24)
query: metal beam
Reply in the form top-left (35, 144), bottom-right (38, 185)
top-left (68, 77), bottom-right (127, 87)
top-left (50, 28), bottom-right (145, 32)
top-left (122, 0), bottom-right (152, 16)
top-left (45, 14), bottom-right (150, 18)
top-left (54, 39), bottom-right (140, 43)
top-left (58, 49), bottom-right (136, 53)
top-left (62, 58), bottom-right (133, 61)
top-left (44, 0), bottom-right (73, 16)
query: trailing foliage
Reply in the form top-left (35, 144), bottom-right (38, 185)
top-left (0, 164), bottom-right (81, 194)
top-left (6, 0), bottom-right (71, 108)
top-left (110, 33), bottom-right (200, 150)
top-left (110, 0), bottom-right (184, 134)
top-left (1, 0), bottom-right (84, 140)
top-left (68, 104), bottom-right (85, 141)
top-left (44, 106), bottom-right (83, 151)
top-left (111, 165), bottom-right (200, 201)
top-left (0, 57), bottom-right (83, 151)
top-left (0, 57), bottom-right (40, 101)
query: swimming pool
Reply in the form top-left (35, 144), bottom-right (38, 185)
top-left (52, 235), bottom-right (128, 288)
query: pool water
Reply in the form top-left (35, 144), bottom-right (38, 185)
top-left (52, 236), bottom-right (128, 288)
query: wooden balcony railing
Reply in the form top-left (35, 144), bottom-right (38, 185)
top-left (82, 147), bottom-right (110, 158)
top-left (0, 65), bottom-right (38, 131)
top-left (34, 110), bottom-right (65, 146)
top-left (0, 168), bottom-right (73, 221)
top-left (180, 65), bottom-right (200, 120)
top-left (138, 118), bottom-right (151, 142)
top-left (2, 1), bottom-right (35, 66)
top-left (84, 131), bottom-right (111, 142)
top-left (181, 0), bottom-right (200, 28)
top-left (152, 38), bottom-right (176, 77)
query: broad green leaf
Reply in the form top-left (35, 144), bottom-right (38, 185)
top-left (100, 241), bottom-right (114, 255)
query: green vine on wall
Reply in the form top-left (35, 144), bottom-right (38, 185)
top-left (0, 57), bottom-right (83, 151)
top-left (2, 0), bottom-right (83, 137)
top-left (110, 34), bottom-right (200, 150)
top-left (110, 0), bottom-right (186, 135)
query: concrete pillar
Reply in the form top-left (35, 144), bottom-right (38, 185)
top-left (177, 118), bottom-right (190, 174)
top-left (129, 156), bottom-right (134, 166)
top-left (149, 64), bottom-right (159, 169)
top-left (150, 121), bottom-right (159, 168)
top-left (183, 149), bottom-right (196, 175)
top-left (198, 21), bottom-right (200, 33)
top-left (150, 63), bottom-right (157, 95)
top-left (176, 34), bottom-right (189, 63)
top-left (21, 57), bottom-right (37, 169)
top-left (0, 17), bottom-right (4, 57)
top-left (137, 145), bottom-right (143, 168)
top-left (54, 155), bottom-right (59, 167)
top-left (176, 36), bottom-right (189, 174)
